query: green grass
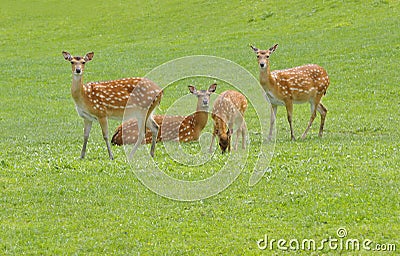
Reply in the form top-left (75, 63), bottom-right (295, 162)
top-left (1, 0), bottom-right (399, 254)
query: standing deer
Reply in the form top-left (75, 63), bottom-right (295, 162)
top-left (62, 51), bottom-right (163, 160)
top-left (209, 90), bottom-right (248, 154)
top-left (111, 83), bottom-right (217, 145)
top-left (250, 44), bottom-right (330, 140)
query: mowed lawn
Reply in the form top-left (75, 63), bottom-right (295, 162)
top-left (0, 0), bottom-right (399, 254)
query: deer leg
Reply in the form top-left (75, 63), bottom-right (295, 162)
top-left (146, 115), bottom-right (159, 157)
top-left (241, 121), bottom-right (247, 149)
top-left (301, 101), bottom-right (319, 139)
top-left (284, 101), bottom-right (295, 141)
top-left (80, 119), bottom-right (93, 159)
top-left (228, 122), bottom-right (234, 152)
top-left (98, 117), bottom-right (114, 160)
top-left (233, 119), bottom-right (240, 151)
top-left (268, 105), bottom-right (278, 140)
top-left (227, 135), bottom-right (231, 153)
top-left (234, 115), bottom-right (246, 150)
top-left (317, 102), bottom-right (328, 137)
top-left (209, 125), bottom-right (217, 153)
top-left (234, 127), bottom-right (240, 151)
top-left (129, 116), bottom-right (145, 160)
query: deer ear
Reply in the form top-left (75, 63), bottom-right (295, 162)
top-left (208, 83), bottom-right (217, 93)
top-left (250, 45), bottom-right (259, 53)
top-left (188, 85), bottom-right (197, 94)
top-left (62, 51), bottom-right (72, 61)
top-left (84, 52), bottom-right (94, 62)
top-left (269, 44), bottom-right (278, 53)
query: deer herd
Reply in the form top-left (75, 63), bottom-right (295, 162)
top-left (62, 44), bottom-right (330, 160)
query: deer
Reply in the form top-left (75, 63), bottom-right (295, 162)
top-left (111, 83), bottom-right (217, 145)
top-left (250, 44), bottom-right (330, 141)
top-left (209, 90), bottom-right (248, 154)
top-left (62, 51), bottom-right (163, 160)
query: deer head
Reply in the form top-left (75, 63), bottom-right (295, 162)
top-left (251, 44), bottom-right (278, 69)
top-left (218, 129), bottom-right (231, 154)
top-left (62, 51), bottom-right (94, 76)
top-left (188, 83), bottom-right (217, 110)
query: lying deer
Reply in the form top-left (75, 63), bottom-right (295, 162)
top-left (111, 83), bottom-right (217, 145)
top-left (251, 44), bottom-right (330, 140)
top-left (209, 90), bottom-right (248, 153)
top-left (62, 51), bottom-right (162, 160)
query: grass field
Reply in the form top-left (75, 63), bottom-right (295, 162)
top-left (1, 0), bottom-right (399, 254)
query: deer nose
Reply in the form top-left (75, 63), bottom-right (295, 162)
top-left (259, 63), bottom-right (266, 68)
top-left (202, 98), bottom-right (209, 106)
top-left (75, 68), bottom-right (81, 74)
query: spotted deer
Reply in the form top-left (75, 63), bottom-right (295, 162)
top-left (209, 90), bottom-right (247, 154)
top-left (62, 51), bottom-right (163, 160)
top-left (111, 83), bottom-right (217, 145)
top-left (251, 44), bottom-right (330, 140)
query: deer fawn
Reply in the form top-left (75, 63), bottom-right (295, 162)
top-left (251, 44), bottom-right (330, 140)
top-left (209, 90), bottom-right (248, 154)
top-left (62, 51), bottom-right (163, 160)
top-left (111, 83), bottom-right (217, 145)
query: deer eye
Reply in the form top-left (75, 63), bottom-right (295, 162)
top-left (82, 62), bottom-right (86, 65)
top-left (70, 61), bottom-right (74, 64)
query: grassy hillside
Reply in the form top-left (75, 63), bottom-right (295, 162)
top-left (0, 0), bottom-right (399, 254)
